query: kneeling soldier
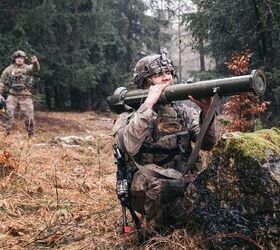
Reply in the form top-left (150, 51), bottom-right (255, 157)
top-left (113, 50), bottom-right (217, 230)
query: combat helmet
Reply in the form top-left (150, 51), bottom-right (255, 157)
top-left (11, 50), bottom-right (27, 61)
top-left (133, 49), bottom-right (175, 89)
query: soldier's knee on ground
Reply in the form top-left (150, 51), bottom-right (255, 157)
top-left (146, 197), bottom-right (190, 231)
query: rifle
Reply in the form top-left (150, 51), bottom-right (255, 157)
top-left (113, 144), bottom-right (144, 243)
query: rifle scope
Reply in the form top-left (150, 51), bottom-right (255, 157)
top-left (107, 69), bottom-right (266, 114)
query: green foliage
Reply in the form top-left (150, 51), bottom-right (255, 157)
top-left (0, 0), bottom-right (166, 111)
top-left (185, 0), bottom-right (280, 71)
top-left (185, 0), bottom-right (280, 119)
top-left (215, 128), bottom-right (280, 163)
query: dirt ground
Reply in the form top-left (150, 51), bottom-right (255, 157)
top-left (0, 111), bottom-right (205, 250)
top-left (0, 111), bottom-right (127, 249)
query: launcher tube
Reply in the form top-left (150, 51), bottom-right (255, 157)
top-left (107, 70), bottom-right (266, 114)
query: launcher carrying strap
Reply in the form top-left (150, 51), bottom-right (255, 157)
top-left (183, 88), bottom-right (222, 176)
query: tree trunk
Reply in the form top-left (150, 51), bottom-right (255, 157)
top-left (53, 84), bottom-right (65, 110)
top-left (266, 6), bottom-right (273, 70)
top-left (70, 87), bottom-right (82, 111)
top-left (199, 36), bottom-right (205, 71)
top-left (44, 79), bottom-right (52, 109)
top-left (252, 0), bottom-right (267, 68)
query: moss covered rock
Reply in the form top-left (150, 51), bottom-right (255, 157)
top-left (187, 128), bottom-right (280, 249)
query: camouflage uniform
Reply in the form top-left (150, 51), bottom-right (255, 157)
top-left (0, 51), bottom-right (40, 136)
top-left (113, 101), bottom-right (216, 227)
top-left (113, 52), bottom-right (217, 229)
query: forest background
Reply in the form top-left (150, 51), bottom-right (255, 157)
top-left (0, 0), bottom-right (280, 125)
top-left (1, 1), bottom-right (280, 248)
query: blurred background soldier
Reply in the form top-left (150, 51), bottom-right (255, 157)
top-left (0, 50), bottom-right (40, 137)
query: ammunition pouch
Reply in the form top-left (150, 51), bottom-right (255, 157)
top-left (157, 121), bottom-right (182, 134)
top-left (11, 84), bottom-right (26, 91)
top-left (138, 131), bottom-right (191, 167)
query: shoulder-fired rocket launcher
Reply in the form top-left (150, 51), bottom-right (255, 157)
top-left (107, 70), bottom-right (267, 114)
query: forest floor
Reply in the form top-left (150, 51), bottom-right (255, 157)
top-left (0, 111), bottom-right (206, 250)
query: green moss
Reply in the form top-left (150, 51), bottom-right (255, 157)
top-left (215, 128), bottom-right (280, 163)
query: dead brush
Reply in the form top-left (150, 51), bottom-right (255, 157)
top-left (0, 150), bottom-right (18, 178)
top-left (0, 112), bottom-right (210, 249)
top-left (142, 228), bottom-right (204, 250)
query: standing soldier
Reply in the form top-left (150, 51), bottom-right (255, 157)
top-left (0, 50), bottom-right (40, 137)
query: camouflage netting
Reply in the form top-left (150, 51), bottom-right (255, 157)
top-left (185, 128), bottom-right (280, 249)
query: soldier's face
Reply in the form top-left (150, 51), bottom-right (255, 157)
top-left (15, 56), bottom-right (25, 66)
top-left (150, 70), bottom-right (173, 86)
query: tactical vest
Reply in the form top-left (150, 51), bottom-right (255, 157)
top-left (8, 65), bottom-right (32, 92)
top-left (132, 103), bottom-right (193, 173)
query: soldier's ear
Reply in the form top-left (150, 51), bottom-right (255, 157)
top-left (143, 78), bottom-right (153, 88)
top-left (142, 78), bottom-right (151, 88)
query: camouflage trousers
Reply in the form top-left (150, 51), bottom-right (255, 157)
top-left (130, 164), bottom-right (193, 231)
top-left (146, 195), bottom-right (191, 231)
top-left (3, 95), bottom-right (35, 136)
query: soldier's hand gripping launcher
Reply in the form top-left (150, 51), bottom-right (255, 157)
top-left (107, 70), bottom-right (267, 114)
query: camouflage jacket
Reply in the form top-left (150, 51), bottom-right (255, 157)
top-left (113, 101), bottom-right (217, 172)
top-left (0, 62), bottom-right (40, 96)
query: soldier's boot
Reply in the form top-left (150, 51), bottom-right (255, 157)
top-left (3, 122), bottom-right (11, 136)
top-left (27, 130), bottom-right (36, 142)
top-left (28, 133), bottom-right (34, 139)
top-left (25, 118), bottom-right (35, 139)
top-left (27, 128), bottom-right (35, 139)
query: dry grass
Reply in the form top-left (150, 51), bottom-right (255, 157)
top-left (0, 151), bottom-right (18, 178)
top-left (0, 111), bottom-right (205, 250)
